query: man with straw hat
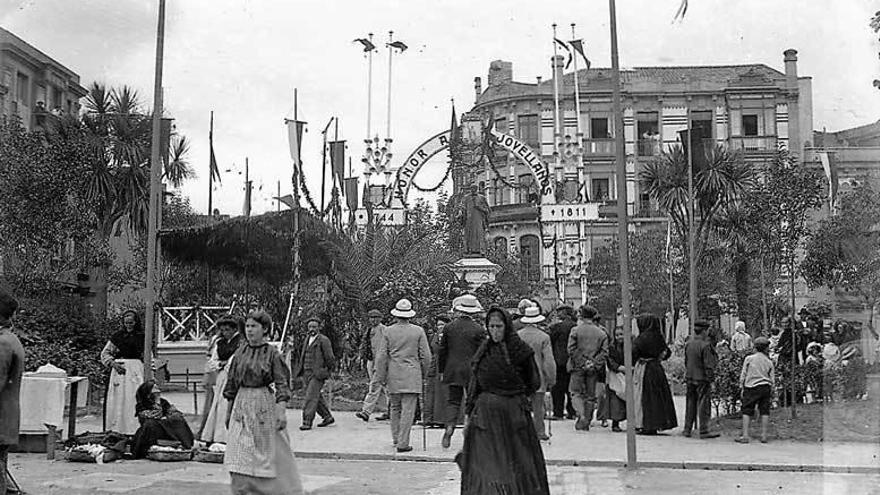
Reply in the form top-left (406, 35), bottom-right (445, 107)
top-left (438, 294), bottom-right (485, 448)
top-left (517, 305), bottom-right (556, 440)
top-left (375, 299), bottom-right (432, 453)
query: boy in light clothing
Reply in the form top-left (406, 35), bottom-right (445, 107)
top-left (735, 336), bottom-right (774, 444)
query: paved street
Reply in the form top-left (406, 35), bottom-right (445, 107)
top-left (66, 392), bottom-right (880, 472)
top-left (8, 455), bottom-right (880, 494)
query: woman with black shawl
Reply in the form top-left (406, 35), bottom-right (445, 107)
top-left (131, 381), bottom-right (194, 458)
top-left (100, 310), bottom-right (146, 435)
top-left (456, 307), bottom-right (549, 495)
top-left (632, 314), bottom-right (677, 434)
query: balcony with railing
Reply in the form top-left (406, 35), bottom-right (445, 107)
top-left (637, 138), bottom-right (661, 157)
top-left (584, 139), bottom-right (615, 156)
top-left (729, 136), bottom-right (778, 153)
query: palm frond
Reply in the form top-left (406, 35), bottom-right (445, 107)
top-left (165, 135), bottom-right (194, 188)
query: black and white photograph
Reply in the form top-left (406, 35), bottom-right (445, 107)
top-left (0, 0), bottom-right (879, 493)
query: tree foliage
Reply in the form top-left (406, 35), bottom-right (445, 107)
top-left (802, 181), bottom-right (880, 321)
top-left (0, 118), bottom-right (107, 295)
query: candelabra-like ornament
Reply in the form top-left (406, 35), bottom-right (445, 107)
top-left (556, 134), bottom-right (583, 171)
top-left (361, 135), bottom-right (394, 207)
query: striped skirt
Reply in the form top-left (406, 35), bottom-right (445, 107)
top-left (225, 387), bottom-right (303, 495)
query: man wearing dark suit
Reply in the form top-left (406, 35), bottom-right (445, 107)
top-left (438, 294), bottom-right (485, 448)
top-left (293, 317), bottom-right (336, 430)
top-left (0, 292), bottom-right (23, 495)
top-left (548, 305), bottom-right (577, 419)
top-left (683, 320), bottom-right (719, 439)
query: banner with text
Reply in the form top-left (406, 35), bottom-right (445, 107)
top-left (393, 130), bottom-right (452, 204)
top-left (488, 127), bottom-right (552, 196)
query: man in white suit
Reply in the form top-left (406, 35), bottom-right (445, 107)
top-left (376, 299), bottom-right (432, 453)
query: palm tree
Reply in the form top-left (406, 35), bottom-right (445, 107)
top-left (49, 82), bottom-right (192, 314)
top-left (640, 142), bottom-right (753, 320)
top-left (640, 143), bottom-right (753, 261)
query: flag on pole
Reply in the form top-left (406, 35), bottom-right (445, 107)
top-left (817, 151), bottom-right (838, 209)
top-left (673, 0), bottom-right (688, 21)
top-left (554, 38), bottom-right (572, 71)
top-left (568, 40), bottom-right (591, 70)
top-left (353, 37), bottom-right (376, 52)
top-left (329, 140), bottom-right (346, 187)
top-left (286, 119), bottom-right (305, 182)
top-left (344, 177), bottom-right (359, 211)
top-left (274, 194), bottom-right (296, 209)
top-left (209, 115), bottom-right (221, 183)
top-left (243, 181), bottom-right (252, 217)
top-left (387, 40), bottom-right (408, 52)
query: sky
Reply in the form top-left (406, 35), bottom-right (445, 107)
top-left (2, 0), bottom-right (878, 216)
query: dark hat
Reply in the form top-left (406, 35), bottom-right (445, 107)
top-left (694, 320), bottom-right (710, 329)
top-left (367, 309), bottom-right (383, 318)
top-left (754, 336), bottom-right (770, 346)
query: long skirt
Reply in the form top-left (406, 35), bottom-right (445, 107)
top-left (456, 393), bottom-right (549, 495)
top-left (423, 371), bottom-right (451, 425)
top-left (131, 416), bottom-right (195, 458)
top-left (225, 387), bottom-right (303, 495)
top-left (201, 366), bottom-right (231, 443)
top-left (103, 359), bottom-right (143, 435)
top-left (604, 385), bottom-right (626, 422)
top-left (635, 359), bottom-right (677, 432)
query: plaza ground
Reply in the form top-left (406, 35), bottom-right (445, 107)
top-left (56, 392), bottom-right (879, 472)
top-left (7, 455), bottom-right (880, 494)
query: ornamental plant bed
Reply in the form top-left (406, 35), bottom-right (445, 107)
top-left (712, 400), bottom-right (880, 443)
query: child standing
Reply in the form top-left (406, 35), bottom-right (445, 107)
top-left (735, 336), bottom-right (774, 444)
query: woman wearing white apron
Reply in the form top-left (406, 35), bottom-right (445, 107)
top-left (101, 310), bottom-right (146, 435)
top-left (201, 316), bottom-right (242, 444)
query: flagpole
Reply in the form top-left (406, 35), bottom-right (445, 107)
top-left (386, 30), bottom-right (393, 140)
top-left (367, 33), bottom-right (374, 140)
top-left (551, 24), bottom-right (562, 170)
top-left (609, 0), bottom-right (637, 469)
top-left (208, 111), bottom-right (214, 217)
top-left (667, 220), bottom-right (676, 343)
top-left (277, 180), bottom-right (281, 212)
top-left (687, 126), bottom-right (696, 335)
top-left (320, 117), bottom-right (334, 218)
top-left (144, 0), bottom-right (166, 380)
top-left (570, 24), bottom-right (583, 143)
top-left (244, 157), bottom-right (251, 312)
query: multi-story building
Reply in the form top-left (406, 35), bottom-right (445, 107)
top-left (0, 27), bottom-right (87, 131)
top-left (465, 49), bottom-right (813, 308)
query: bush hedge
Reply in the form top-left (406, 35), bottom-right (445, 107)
top-left (15, 294), bottom-right (117, 404)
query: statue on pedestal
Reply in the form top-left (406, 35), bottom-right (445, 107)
top-left (459, 184), bottom-right (490, 257)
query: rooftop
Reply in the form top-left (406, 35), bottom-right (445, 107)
top-left (476, 64), bottom-right (788, 106)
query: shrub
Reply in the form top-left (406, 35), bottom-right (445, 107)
top-left (711, 351), bottom-right (746, 416)
top-left (15, 294), bottom-right (117, 404)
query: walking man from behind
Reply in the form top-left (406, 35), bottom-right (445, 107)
top-left (0, 292), bottom-right (23, 495)
top-left (567, 305), bottom-right (608, 431)
top-left (517, 306), bottom-right (556, 440)
top-left (683, 320), bottom-right (720, 439)
top-left (376, 299), bottom-right (432, 453)
top-left (356, 309), bottom-right (389, 422)
top-left (548, 305), bottom-right (577, 420)
top-left (438, 294), bottom-right (485, 448)
top-left (293, 316), bottom-right (336, 430)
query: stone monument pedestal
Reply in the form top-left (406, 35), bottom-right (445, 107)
top-left (452, 257), bottom-right (500, 290)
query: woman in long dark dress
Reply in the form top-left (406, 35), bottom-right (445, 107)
top-left (632, 314), bottom-right (677, 434)
top-left (456, 307), bottom-right (549, 495)
top-left (131, 381), bottom-right (195, 458)
top-left (604, 325), bottom-right (627, 432)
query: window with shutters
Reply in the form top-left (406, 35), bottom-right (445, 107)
top-left (517, 114), bottom-right (540, 149)
top-left (519, 235), bottom-right (541, 281)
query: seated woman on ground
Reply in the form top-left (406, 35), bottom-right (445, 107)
top-left (131, 380), bottom-right (195, 458)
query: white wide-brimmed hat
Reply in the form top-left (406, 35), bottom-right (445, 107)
top-left (517, 298), bottom-right (535, 314)
top-left (520, 305), bottom-right (545, 324)
top-left (390, 298), bottom-right (416, 318)
top-left (453, 294), bottom-right (484, 314)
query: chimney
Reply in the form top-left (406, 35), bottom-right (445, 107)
top-left (783, 49), bottom-right (798, 90)
top-left (487, 60), bottom-right (513, 87)
top-left (536, 76), bottom-right (542, 85)
top-left (474, 76), bottom-right (482, 104)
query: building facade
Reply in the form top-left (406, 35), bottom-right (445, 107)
top-left (0, 27), bottom-right (87, 131)
top-left (466, 50), bottom-right (813, 308)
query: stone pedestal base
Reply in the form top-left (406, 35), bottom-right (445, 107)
top-left (452, 257), bottom-right (500, 290)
